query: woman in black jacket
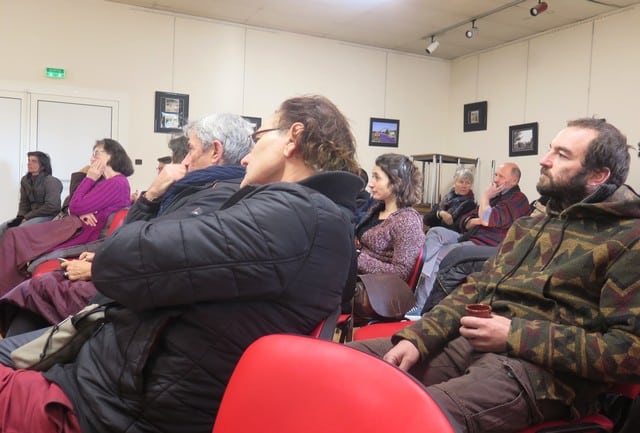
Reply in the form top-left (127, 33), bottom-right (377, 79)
top-left (0, 95), bottom-right (362, 433)
top-left (423, 167), bottom-right (476, 232)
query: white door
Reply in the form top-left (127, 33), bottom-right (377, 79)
top-left (29, 94), bottom-right (118, 201)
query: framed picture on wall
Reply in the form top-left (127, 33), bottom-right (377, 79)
top-left (369, 117), bottom-right (400, 147)
top-left (509, 122), bottom-right (538, 157)
top-left (154, 91), bottom-right (189, 133)
top-left (242, 116), bottom-right (262, 132)
top-left (463, 101), bottom-right (487, 132)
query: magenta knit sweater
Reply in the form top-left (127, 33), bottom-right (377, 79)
top-left (54, 174), bottom-right (131, 250)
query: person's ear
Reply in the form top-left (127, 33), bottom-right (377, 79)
top-left (587, 167), bottom-right (611, 186)
top-left (283, 123), bottom-right (304, 158)
top-left (210, 140), bottom-right (224, 164)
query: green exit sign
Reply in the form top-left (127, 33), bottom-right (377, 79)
top-left (45, 67), bottom-right (65, 78)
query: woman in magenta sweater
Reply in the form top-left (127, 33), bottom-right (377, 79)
top-left (0, 138), bottom-right (133, 294)
top-left (54, 139), bottom-right (133, 249)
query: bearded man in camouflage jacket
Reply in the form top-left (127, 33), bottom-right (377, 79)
top-left (351, 118), bottom-right (640, 433)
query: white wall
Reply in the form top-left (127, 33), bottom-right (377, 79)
top-left (448, 6), bottom-right (640, 200)
top-left (1, 0), bottom-right (639, 208)
top-left (0, 0), bottom-right (449, 201)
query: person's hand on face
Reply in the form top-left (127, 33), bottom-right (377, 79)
top-left (485, 181), bottom-right (505, 199)
top-left (87, 158), bottom-right (106, 180)
top-left (145, 163), bottom-right (188, 201)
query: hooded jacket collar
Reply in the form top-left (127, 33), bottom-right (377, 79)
top-left (546, 184), bottom-right (640, 219)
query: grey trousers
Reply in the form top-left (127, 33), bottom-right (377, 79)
top-left (0, 327), bottom-right (49, 368)
top-left (349, 336), bottom-right (569, 433)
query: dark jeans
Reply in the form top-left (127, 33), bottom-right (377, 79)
top-left (349, 336), bottom-right (569, 433)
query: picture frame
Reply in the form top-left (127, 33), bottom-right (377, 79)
top-left (369, 117), bottom-right (400, 147)
top-left (509, 122), bottom-right (538, 157)
top-left (154, 91), bottom-right (189, 133)
top-left (463, 101), bottom-right (487, 132)
top-left (242, 116), bottom-right (262, 132)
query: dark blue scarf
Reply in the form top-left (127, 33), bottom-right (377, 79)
top-left (159, 165), bottom-right (245, 214)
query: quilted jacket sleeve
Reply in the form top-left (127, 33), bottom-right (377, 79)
top-left (92, 183), bottom-right (350, 310)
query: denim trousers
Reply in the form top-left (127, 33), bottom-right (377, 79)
top-left (349, 336), bottom-right (568, 433)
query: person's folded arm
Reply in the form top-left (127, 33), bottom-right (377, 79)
top-left (92, 185), bottom-right (350, 311)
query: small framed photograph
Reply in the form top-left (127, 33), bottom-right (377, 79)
top-left (509, 122), bottom-right (539, 157)
top-left (463, 101), bottom-right (488, 132)
top-left (369, 117), bottom-right (400, 147)
top-left (242, 116), bottom-right (262, 132)
top-left (154, 91), bottom-right (189, 133)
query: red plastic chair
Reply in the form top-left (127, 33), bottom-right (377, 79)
top-left (212, 334), bottom-right (460, 433)
top-left (105, 208), bottom-right (129, 236)
top-left (353, 319), bottom-right (415, 340)
top-left (31, 258), bottom-right (64, 278)
top-left (407, 243), bottom-right (427, 291)
top-left (309, 305), bottom-right (341, 341)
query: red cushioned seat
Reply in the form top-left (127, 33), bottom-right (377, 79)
top-left (212, 334), bottom-right (460, 433)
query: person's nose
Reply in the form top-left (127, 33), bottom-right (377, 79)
top-left (539, 151), bottom-right (553, 168)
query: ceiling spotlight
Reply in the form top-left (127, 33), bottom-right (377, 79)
top-left (465, 20), bottom-right (478, 39)
top-left (530, 1), bottom-right (548, 16)
top-left (425, 36), bottom-right (440, 54)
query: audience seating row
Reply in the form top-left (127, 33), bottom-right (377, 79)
top-left (30, 208), bottom-right (129, 278)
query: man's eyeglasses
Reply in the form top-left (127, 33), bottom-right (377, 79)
top-left (92, 149), bottom-right (107, 157)
top-left (251, 128), bottom-right (282, 143)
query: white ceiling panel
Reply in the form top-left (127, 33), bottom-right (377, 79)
top-left (106, 0), bottom-right (640, 59)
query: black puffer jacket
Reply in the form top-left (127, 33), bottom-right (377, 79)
top-left (44, 171), bottom-right (361, 433)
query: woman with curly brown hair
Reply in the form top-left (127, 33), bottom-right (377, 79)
top-left (356, 153), bottom-right (425, 282)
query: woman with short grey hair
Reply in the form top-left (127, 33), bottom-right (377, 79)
top-left (423, 167), bottom-right (476, 231)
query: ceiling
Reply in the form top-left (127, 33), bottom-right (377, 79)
top-left (106, 0), bottom-right (640, 59)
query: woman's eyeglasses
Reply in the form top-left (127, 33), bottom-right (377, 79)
top-left (92, 149), bottom-right (107, 157)
top-left (251, 128), bottom-right (282, 143)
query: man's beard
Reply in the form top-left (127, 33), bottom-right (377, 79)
top-left (536, 168), bottom-right (590, 206)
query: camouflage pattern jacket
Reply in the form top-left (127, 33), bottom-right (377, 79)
top-left (394, 184), bottom-right (640, 417)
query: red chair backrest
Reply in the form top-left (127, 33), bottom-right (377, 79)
top-left (407, 244), bottom-right (427, 290)
top-left (31, 259), bottom-right (62, 278)
top-left (213, 334), bottom-right (460, 433)
top-left (106, 208), bottom-right (129, 237)
top-left (309, 306), bottom-right (341, 341)
top-left (353, 320), bottom-right (415, 341)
